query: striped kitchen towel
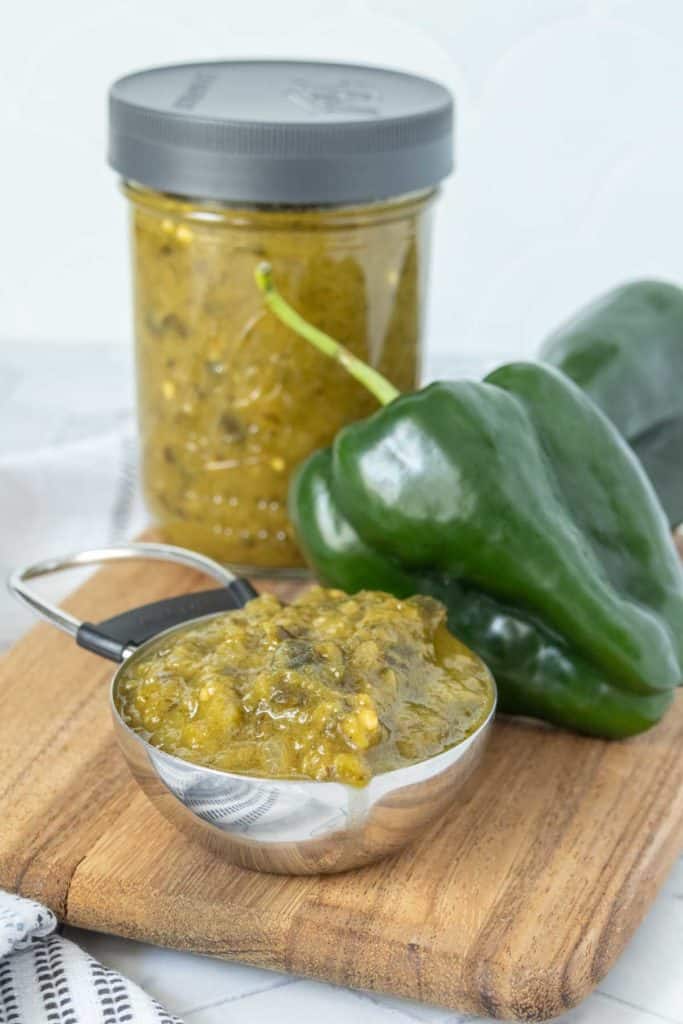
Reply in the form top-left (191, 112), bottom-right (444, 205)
top-left (0, 890), bottom-right (183, 1024)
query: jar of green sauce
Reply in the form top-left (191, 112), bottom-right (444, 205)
top-left (108, 60), bottom-right (453, 572)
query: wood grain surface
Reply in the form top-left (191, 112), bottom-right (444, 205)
top-left (1, 556), bottom-right (683, 1022)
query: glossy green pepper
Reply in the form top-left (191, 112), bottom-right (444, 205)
top-left (541, 280), bottom-right (683, 527)
top-left (255, 266), bottom-right (683, 738)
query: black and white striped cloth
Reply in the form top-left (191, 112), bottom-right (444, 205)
top-left (0, 891), bottom-right (183, 1024)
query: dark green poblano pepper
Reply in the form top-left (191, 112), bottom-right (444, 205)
top-left (255, 266), bottom-right (683, 738)
top-left (540, 280), bottom-right (683, 527)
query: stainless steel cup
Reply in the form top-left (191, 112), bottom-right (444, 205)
top-left (8, 543), bottom-right (496, 875)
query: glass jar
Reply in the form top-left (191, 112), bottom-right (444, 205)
top-left (109, 61), bottom-right (453, 571)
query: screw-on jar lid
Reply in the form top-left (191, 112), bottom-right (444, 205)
top-left (108, 60), bottom-right (453, 206)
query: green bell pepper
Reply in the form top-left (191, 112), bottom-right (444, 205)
top-left (255, 266), bottom-right (683, 738)
top-left (540, 280), bottom-right (683, 527)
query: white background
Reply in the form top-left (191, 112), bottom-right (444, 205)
top-left (1, 0), bottom-right (682, 369)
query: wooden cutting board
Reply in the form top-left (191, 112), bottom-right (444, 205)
top-left (2, 556), bottom-right (683, 1022)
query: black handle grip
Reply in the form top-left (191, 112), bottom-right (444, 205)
top-left (76, 579), bottom-right (259, 662)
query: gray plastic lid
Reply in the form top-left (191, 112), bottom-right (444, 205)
top-left (108, 60), bottom-right (453, 206)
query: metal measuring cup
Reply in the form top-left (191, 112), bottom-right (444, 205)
top-left (8, 543), bottom-right (495, 875)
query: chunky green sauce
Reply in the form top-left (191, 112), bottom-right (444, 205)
top-left (127, 185), bottom-right (431, 569)
top-left (115, 587), bottom-right (494, 786)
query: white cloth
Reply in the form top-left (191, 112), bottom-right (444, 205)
top-left (0, 890), bottom-right (183, 1023)
top-left (0, 344), bottom-right (147, 651)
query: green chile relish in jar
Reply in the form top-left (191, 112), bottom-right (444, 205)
top-left (108, 61), bottom-right (454, 571)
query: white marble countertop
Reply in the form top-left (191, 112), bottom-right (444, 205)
top-left (1, 342), bottom-right (682, 1024)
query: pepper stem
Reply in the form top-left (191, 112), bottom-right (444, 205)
top-left (254, 262), bottom-right (400, 407)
